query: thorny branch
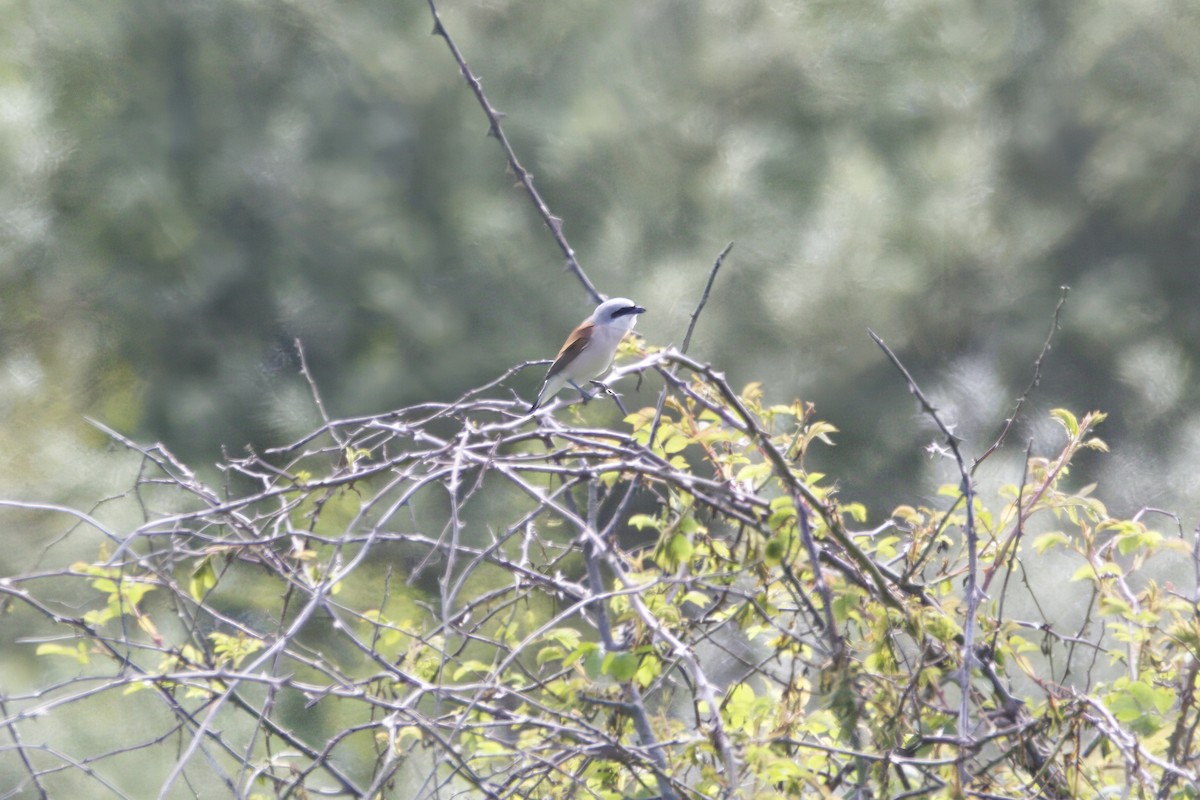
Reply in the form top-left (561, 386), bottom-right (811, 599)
top-left (5, 335), bottom-right (1184, 798)
top-left (1, 4), bottom-right (1192, 796)
top-left (972, 286), bottom-right (1070, 474)
top-left (426, 0), bottom-right (602, 304)
top-left (869, 328), bottom-right (983, 793)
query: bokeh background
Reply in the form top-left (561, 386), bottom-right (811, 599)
top-left (4, 2), bottom-right (1200, 794)
top-left (4, 0), bottom-right (1200, 543)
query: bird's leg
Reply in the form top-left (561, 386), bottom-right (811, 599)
top-left (568, 380), bottom-right (593, 403)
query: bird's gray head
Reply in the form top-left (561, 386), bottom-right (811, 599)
top-left (591, 297), bottom-right (646, 330)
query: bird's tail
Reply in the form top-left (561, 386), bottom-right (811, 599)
top-left (528, 373), bottom-right (564, 414)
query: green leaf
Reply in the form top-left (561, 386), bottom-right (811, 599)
top-left (831, 591), bottom-right (863, 624)
top-left (1032, 531), bottom-right (1069, 554)
top-left (678, 513), bottom-right (704, 535)
top-left (807, 421), bottom-right (839, 445)
top-left (1107, 679), bottom-right (1173, 735)
top-left (536, 646), bottom-right (564, 666)
top-left (1050, 408), bottom-right (1079, 437)
top-left (695, 425), bottom-right (738, 445)
top-left (740, 382), bottom-right (764, 404)
top-left (724, 682), bottom-right (756, 729)
top-left (735, 461), bottom-right (772, 484)
top-left (36, 642), bottom-right (91, 665)
top-left (764, 536), bottom-right (787, 565)
top-left (1115, 527), bottom-right (1161, 555)
top-left (841, 502), bottom-right (868, 523)
top-left (118, 580), bottom-right (155, 608)
top-left (542, 627), bottom-right (583, 649)
top-left (666, 532), bottom-right (694, 563)
top-left (209, 631), bottom-right (264, 668)
top-left (564, 641), bottom-right (598, 669)
top-left (83, 607), bottom-right (117, 627)
top-left (1069, 563), bottom-right (1095, 582)
top-left (1099, 595), bottom-right (1132, 617)
top-left (602, 652), bottom-right (639, 682)
top-left (767, 504), bottom-right (796, 531)
top-left (872, 535), bottom-right (900, 559)
top-left (628, 513), bottom-right (661, 531)
top-left (451, 660), bottom-right (493, 681)
top-left (624, 408), bottom-right (656, 431)
top-left (634, 652), bottom-right (662, 687)
top-left (190, 556), bottom-right (218, 602)
top-left (662, 434), bottom-right (690, 454)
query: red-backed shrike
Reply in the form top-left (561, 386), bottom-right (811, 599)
top-left (529, 297), bottom-right (646, 412)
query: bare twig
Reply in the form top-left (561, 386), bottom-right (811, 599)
top-left (990, 439), bottom-right (1034, 652)
top-left (294, 337), bottom-right (346, 448)
top-left (681, 241), bottom-right (733, 355)
top-left (971, 287), bottom-right (1069, 474)
top-left (868, 328), bottom-right (979, 790)
top-left (426, 0), bottom-right (602, 303)
top-left (647, 242), bottom-right (735, 454)
top-left (2, 348), bottom-right (1190, 797)
top-left (581, 483), bottom-right (681, 800)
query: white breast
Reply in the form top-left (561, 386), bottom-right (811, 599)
top-left (572, 323), bottom-right (628, 381)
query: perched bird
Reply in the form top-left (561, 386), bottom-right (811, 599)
top-left (529, 297), bottom-right (646, 412)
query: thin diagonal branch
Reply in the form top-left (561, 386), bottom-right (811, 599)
top-left (647, 243), bottom-right (734, 462)
top-left (681, 241), bottom-right (733, 355)
top-left (972, 286), bottom-right (1069, 474)
top-left (426, 0), bottom-right (602, 303)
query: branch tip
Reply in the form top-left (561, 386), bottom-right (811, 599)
top-left (425, 0), bottom-right (601, 302)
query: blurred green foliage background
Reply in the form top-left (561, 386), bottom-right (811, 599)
top-left (4, 0), bottom-right (1200, 535)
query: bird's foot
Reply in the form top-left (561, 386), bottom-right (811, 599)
top-left (568, 381), bottom-right (594, 404)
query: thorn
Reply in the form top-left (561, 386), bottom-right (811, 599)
top-left (430, 20), bottom-right (446, 37)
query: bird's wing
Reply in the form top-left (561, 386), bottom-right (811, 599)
top-left (544, 322), bottom-right (594, 379)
